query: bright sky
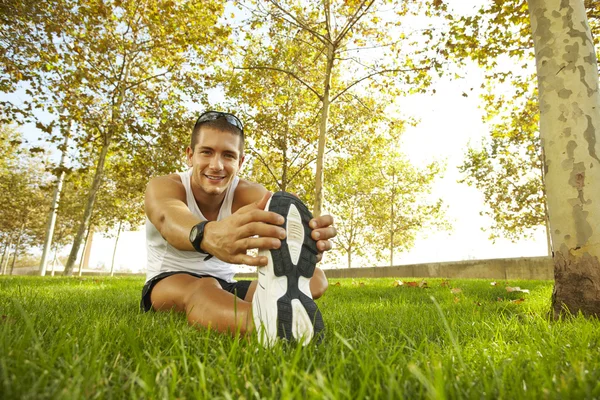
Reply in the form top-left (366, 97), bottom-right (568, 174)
top-left (9, 0), bottom-right (549, 273)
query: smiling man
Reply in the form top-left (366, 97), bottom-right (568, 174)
top-left (142, 111), bottom-right (335, 346)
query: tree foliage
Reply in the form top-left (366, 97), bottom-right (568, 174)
top-left (1, 0), bottom-right (230, 274)
top-left (237, 0), bottom-right (449, 216)
top-left (326, 131), bottom-right (446, 268)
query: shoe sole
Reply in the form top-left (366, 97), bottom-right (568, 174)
top-left (267, 192), bottom-right (324, 344)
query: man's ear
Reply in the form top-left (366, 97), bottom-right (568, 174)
top-left (185, 146), bottom-right (193, 167)
top-left (238, 154), bottom-right (245, 169)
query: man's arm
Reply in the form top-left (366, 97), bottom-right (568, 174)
top-left (145, 175), bottom-right (200, 251)
top-left (145, 176), bottom-right (286, 266)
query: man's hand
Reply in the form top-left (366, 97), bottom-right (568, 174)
top-left (309, 215), bottom-right (336, 262)
top-left (201, 192), bottom-right (285, 266)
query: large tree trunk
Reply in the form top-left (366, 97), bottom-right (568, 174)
top-left (39, 133), bottom-right (69, 276)
top-left (63, 136), bottom-right (110, 276)
top-left (528, 0), bottom-right (600, 317)
top-left (313, 42), bottom-right (334, 218)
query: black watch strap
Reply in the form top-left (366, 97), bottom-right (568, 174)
top-left (189, 221), bottom-right (213, 261)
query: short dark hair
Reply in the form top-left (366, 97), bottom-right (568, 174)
top-left (191, 114), bottom-right (245, 154)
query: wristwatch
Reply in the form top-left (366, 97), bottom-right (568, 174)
top-left (189, 221), bottom-right (213, 261)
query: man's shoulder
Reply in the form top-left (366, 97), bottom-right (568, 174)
top-left (150, 173), bottom-right (183, 185)
top-left (146, 173), bottom-right (186, 201)
top-left (232, 179), bottom-right (268, 210)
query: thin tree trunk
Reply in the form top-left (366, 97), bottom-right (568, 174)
top-left (9, 223), bottom-right (25, 276)
top-left (313, 42), bottom-right (335, 218)
top-left (0, 239), bottom-right (8, 275)
top-left (65, 62), bottom-right (129, 276)
top-left (1, 236), bottom-right (12, 275)
top-left (40, 133), bottom-right (69, 276)
top-left (528, 0), bottom-right (600, 317)
top-left (347, 248), bottom-right (352, 269)
top-left (51, 246), bottom-right (58, 276)
top-left (64, 136), bottom-right (110, 276)
top-left (78, 226), bottom-right (93, 277)
top-left (110, 220), bottom-right (123, 277)
top-left (390, 170), bottom-right (395, 267)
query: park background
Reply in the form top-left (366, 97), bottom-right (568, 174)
top-left (0, 0), bottom-right (564, 277)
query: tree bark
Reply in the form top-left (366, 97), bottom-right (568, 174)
top-left (528, 0), bottom-right (600, 317)
top-left (39, 133), bottom-right (69, 276)
top-left (110, 220), bottom-right (123, 276)
top-left (313, 42), bottom-right (335, 218)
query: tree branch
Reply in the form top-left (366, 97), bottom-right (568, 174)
top-left (330, 66), bottom-right (429, 103)
top-left (266, 0), bottom-right (330, 45)
top-left (234, 66), bottom-right (322, 100)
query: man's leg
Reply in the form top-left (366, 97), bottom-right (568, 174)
top-left (151, 274), bottom-right (254, 334)
top-left (244, 267), bottom-right (329, 301)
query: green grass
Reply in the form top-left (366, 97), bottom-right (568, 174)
top-left (1, 276), bottom-right (599, 399)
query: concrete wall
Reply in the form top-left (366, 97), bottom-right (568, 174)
top-left (235, 257), bottom-right (555, 280)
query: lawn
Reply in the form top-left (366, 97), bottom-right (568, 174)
top-left (1, 276), bottom-right (599, 399)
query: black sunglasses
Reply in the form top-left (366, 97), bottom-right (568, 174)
top-left (195, 111), bottom-right (244, 133)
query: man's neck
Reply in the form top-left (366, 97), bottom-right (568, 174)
top-left (193, 189), bottom-right (226, 221)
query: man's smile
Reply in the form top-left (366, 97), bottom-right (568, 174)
top-left (205, 174), bottom-right (226, 182)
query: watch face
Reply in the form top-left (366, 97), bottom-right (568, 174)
top-left (189, 225), bottom-right (198, 242)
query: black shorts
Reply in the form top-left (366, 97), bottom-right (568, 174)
top-left (140, 271), bottom-right (253, 312)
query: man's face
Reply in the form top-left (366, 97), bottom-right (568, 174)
top-left (186, 126), bottom-right (244, 197)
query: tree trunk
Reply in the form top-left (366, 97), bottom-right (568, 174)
top-left (347, 247), bottom-right (352, 269)
top-left (390, 170), bottom-right (396, 267)
top-left (1, 236), bottom-right (12, 275)
top-left (40, 133), bottom-right (69, 276)
top-left (78, 226), bottom-right (94, 277)
top-left (0, 239), bottom-right (9, 275)
top-left (63, 136), bottom-right (110, 276)
top-left (110, 220), bottom-right (123, 276)
top-left (313, 42), bottom-right (335, 218)
top-left (528, 0), bottom-right (600, 317)
top-left (9, 223), bottom-right (25, 275)
top-left (51, 246), bottom-right (58, 276)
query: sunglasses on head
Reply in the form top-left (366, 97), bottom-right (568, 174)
top-left (195, 111), bottom-right (244, 133)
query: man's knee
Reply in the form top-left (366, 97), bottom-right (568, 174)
top-left (182, 278), bottom-right (219, 312)
top-left (311, 268), bottom-right (328, 300)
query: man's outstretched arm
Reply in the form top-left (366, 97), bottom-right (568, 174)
top-left (145, 176), bottom-right (285, 266)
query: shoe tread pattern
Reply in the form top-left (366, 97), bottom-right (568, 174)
top-left (268, 191), bottom-right (323, 343)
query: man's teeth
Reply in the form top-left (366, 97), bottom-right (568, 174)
top-left (206, 175), bottom-right (224, 180)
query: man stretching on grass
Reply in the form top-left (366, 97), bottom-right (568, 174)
top-left (141, 111), bottom-right (336, 346)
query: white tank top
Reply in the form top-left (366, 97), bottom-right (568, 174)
top-left (144, 169), bottom-right (240, 283)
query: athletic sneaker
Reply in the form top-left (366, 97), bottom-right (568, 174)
top-left (252, 192), bottom-right (324, 347)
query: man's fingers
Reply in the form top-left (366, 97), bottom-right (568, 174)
top-left (311, 226), bottom-right (337, 241)
top-left (310, 214), bottom-right (334, 229)
top-left (237, 191), bottom-right (272, 214)
top-left (256, 191), bottom-right (271, 211)
top-left (316, 239), bottom-right (332, 252)
top-left (237, 209), bottom-right (285, 226)
top-left (234, 254), bottom-right (268, 267)
top-left (240, 222), bottom-right (286, 240)
top-left (239, 237), bottom-right (282, 252)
